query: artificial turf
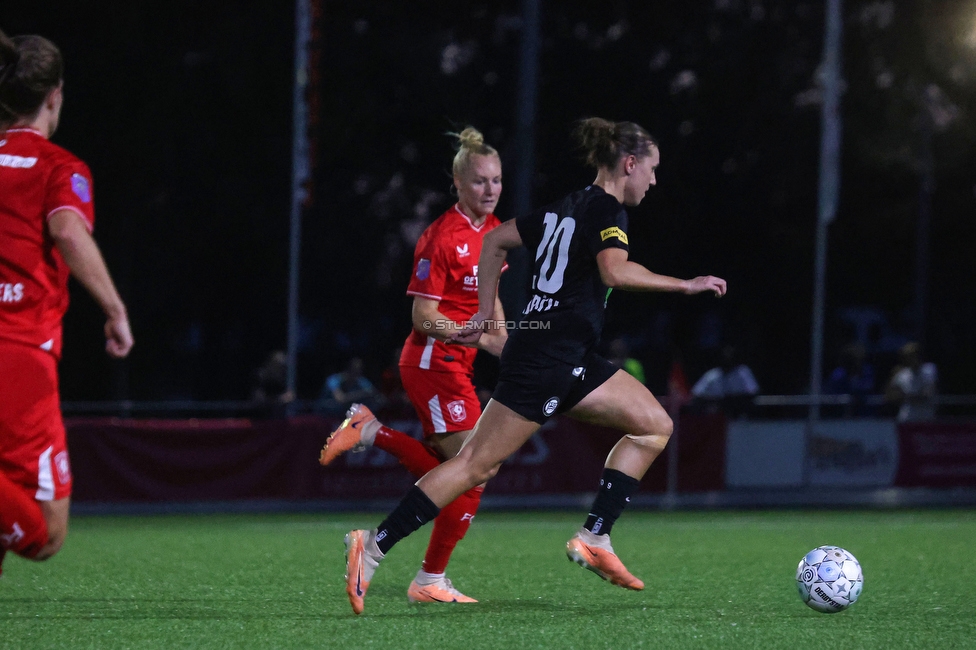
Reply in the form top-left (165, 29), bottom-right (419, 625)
top-left (2, 510), bottom-right (974, 649)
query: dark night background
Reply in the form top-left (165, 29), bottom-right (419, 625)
top-left (4, 1), bottom-right (975, 402)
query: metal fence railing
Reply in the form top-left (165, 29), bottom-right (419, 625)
top-left (60, 395), bottom-right (976, 419)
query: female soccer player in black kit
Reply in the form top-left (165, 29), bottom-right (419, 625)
top-left (342, 118), bottom-right (727, 614)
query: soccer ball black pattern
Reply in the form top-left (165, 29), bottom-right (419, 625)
top-left (795, 545), bottom-right (863, 613)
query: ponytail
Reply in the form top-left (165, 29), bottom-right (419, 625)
top-left (574, 117), bottom-right (657, 169)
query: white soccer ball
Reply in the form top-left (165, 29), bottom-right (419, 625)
top-left (796, 545), bottom-right (863, 613)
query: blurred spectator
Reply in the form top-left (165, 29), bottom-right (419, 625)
top-left (691, 346), bottom-right (759, 417)
top-left (250, 350), bottom-right (294, 418)
top-left (319, 357), bottom-right (378, 415)
top-left (825, 343), bottom-right (876, 417)
top-left (885, 342), bottom-right (938, 422)
top-left (608, 338), bottom-right (646, 384)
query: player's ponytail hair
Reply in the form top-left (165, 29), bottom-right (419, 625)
top-left (0, 28), bottom-right (63, 126)
top-left (575, 117), bottom-right (657, 170)
top-left (449, 126), bottom-right (499, 177)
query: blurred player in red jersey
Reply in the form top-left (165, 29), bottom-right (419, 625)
top-left (320, 127), bottom-right (507, 603)
top-left (0, 29), bottom-right (133, 576)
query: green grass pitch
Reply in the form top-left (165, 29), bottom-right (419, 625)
top-left (2, 510), bottom-right (975, 648)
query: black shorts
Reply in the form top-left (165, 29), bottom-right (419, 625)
top-left (492, 349), bottom-right (620, 424)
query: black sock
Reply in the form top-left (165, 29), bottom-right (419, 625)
top-left (583, 468), bottom-right (639, 536)
top-left (375, 485), bottom-right (441, 555)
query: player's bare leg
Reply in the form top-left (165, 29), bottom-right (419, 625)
top-left (34, 497), bottom-right (70, 560)
top-left (344, 400), bottom-right (539, 615)
top-left (0, 482), bottom-right (68, 574)
top-left (34, 497), bottom-right (71, 560)
top-left (563, 369), bottom-right (673, 590)
top-left (569, 370), bottom-right (673, 479)
top-left (416, 400), bottom-right (539, 506)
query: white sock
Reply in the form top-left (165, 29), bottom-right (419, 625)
top-left (360, 418), bottom-right (380, 446)
top-left (364, 529), bottom-right (385, 560)
top-left (414, 569), bottom-right (445, 586)
top-left (578, 527), bottom-right (614, 551)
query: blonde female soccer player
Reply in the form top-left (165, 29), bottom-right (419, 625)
top-left (320, 127), bottom-right (507, 603)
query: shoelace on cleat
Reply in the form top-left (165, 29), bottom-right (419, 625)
top-left (441, 578), bottom-right (463, 597)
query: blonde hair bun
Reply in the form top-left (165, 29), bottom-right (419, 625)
top-left (455, 127), bottom-right (485, 150)
top-left (449, 125), bottom-right (498, 177)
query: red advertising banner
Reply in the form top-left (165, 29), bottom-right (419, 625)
top-left (895, 422), bottom-right (976, 488)
top-left (65, 413), bottom-right (726, 503)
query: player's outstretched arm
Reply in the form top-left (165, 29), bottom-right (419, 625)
top-left (596, 248), bottom-right (726, 297)
top-left (452, 220), bottom-right (522, 345)
top-left (48, 210), bottom-right (134, 358)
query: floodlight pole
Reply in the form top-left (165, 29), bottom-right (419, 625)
top-left (500, 0), bottom-right (541, 316)
top-left (809, 0), bottom-right (844, 425)
top-left (286, 0), bottom-right (312, 413)
top-left (914, 104), bottom-right (934, 346)
top-left (513, 0), bottom-right (540, 220)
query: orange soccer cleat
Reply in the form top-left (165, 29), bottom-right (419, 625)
top-left (344, 529), bottom-right (382, 615)
top-left (407, 573), bottom-right (478, 603)
top-left (320, 403), bottom-right (377, 466)
top-left (566, 527), bottom-right (645, 591)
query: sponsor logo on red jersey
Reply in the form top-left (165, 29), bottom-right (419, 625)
top-left (0, 154), bottom-right (38, 168)
top-left (1, 283), bottom-right (25, 303)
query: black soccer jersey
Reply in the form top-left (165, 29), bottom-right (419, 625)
top-left (508, 185), bottom-right (630, 364)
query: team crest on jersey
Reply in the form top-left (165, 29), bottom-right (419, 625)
top-left (71, 173), bottom-right (92, 203)
top-left (416, 258), bottom-right (431, 280)
top-left (54, 451), bottom-right (72, 485)
top-left (446, 400), bottom-right (467, 423)
top-left (456, 243), bottom-right (470, 257)
top-left (543, 396), bottom-right (560, 417)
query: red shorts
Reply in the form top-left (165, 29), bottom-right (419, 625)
top-left (0, 340), bottom-right (72, 501)
top-left (400, 366), bottom-right (481, 437)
